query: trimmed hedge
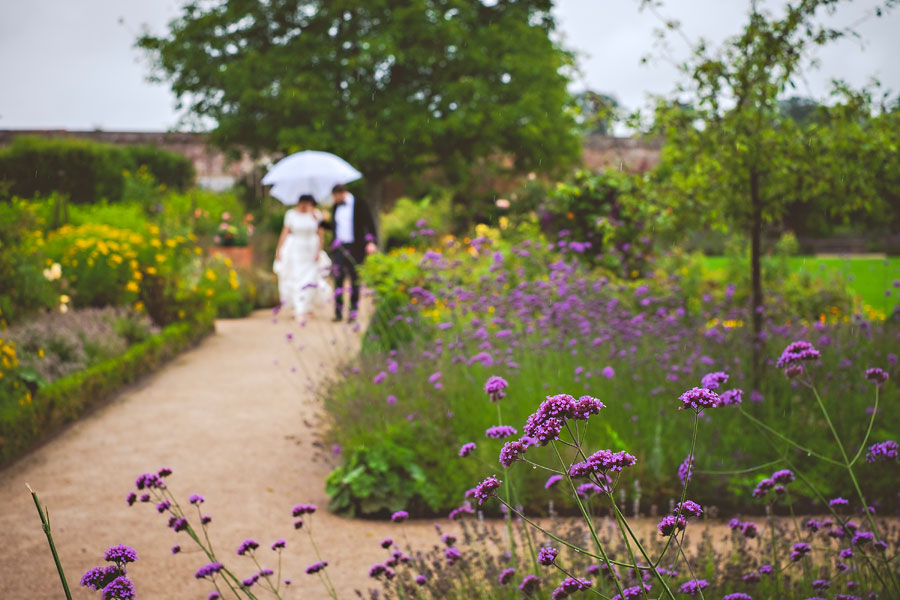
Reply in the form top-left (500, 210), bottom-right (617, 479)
top-left (0, 136), bottom-right (127, 204)
top-left (0, 136), bottom-right (195, 204)
top-left (0, 313), bottom-right (214, 464)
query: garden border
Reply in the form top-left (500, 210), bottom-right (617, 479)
top-left (0, 314), bottom-right (215, 465)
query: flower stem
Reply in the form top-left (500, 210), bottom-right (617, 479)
top-left (26, 484), bottom-right (72, 600)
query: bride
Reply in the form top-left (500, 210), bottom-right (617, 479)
top-left (273, 194), bottom-right (333, 318)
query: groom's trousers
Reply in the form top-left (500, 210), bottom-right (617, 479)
top-left (332, 245), bottom-right (360, 318)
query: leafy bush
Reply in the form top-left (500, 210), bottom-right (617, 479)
top-left (542, 169), bottom-right (657, 278)
top-left (0, 136), bottom-right (128, 204)
top-left (0, 199), bottom-right (59, 326)
top-left (123, 144), bottom-right (195, 191)
top-left (381, 194), bottom-right (453, 250)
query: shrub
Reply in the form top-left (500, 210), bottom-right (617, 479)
top-left (0, 136), bottom-right (127, 204)
top-left (0, 199), bottom-right (59, 326)
top-left (123, 144), bottom-right (195, 191)
top-left (381, 194), bottom-right (453, 250)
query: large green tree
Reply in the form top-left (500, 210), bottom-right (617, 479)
top-left (138, 0), bottom-right (581, 221)
top-left (643, 0), bottom-right (896, 371)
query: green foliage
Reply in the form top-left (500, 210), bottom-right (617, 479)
top-left (546, 169), bottom-right (656, 277)
top-left (0, 136), bottom-right (128, 204)
top-left (0, 199), bottom-right (58, 326)
top-left (381, 195), bottom-right (453, 250)
top-left (138, 0), bottom-right (581, 210)
top-left (0, 313), bottom-right (213, 464)
top-left (123, 144), bottom-right (195, 191)
top-left (325, 431), bottom-right (444, 517)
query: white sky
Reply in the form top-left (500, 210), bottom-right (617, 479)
top-left (0, 0), bottom-right (897, 132)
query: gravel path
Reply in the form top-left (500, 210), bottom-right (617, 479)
top-left (0, 309), bottom-right (759, 599)
top-left (0, 309), bottom-right (455, 599)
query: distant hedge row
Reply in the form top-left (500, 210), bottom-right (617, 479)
top-left (0, 136), bottom-right (195, 204)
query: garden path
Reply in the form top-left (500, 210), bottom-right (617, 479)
top-left (0, 309), bottom-right (740, 600)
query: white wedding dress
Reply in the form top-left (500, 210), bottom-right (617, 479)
top-left (273, 209), bottom-right (333, 315)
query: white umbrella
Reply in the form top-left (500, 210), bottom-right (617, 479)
top-left (262, 150), bottom-right (362, 206)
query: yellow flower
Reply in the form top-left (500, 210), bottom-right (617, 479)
top-left (134, 301), bottom-right (145, 312)
top-left (133, 271), bottom-right (143, 281)
top-left (194, 247), bottom-right (203, 255)
top-left (146, 266), bottom-right (157, 275)
top-left (165, 239), bottom-right (177, 248)
top-left (205, 288), bottom-right (214, 297)
top-left (126, 281), bottom-right (139, 293)
top-left (224, 258), bottom-right (233, 268)
top-left (155, 254), bottom-right (166, 263)
top-left (60, 294), bottom-right (70, 304)
top-left (38, 348), bottom-right (45, 358)
top-left (205, 269), bottom-right (217, 281)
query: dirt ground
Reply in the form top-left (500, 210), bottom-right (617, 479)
top-left (0, 309), bottom-right (782, 599)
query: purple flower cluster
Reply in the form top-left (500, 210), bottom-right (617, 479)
top-left (657, 515), bottom-right (686, 537)
top-left (498, 567), bottom-right (516, 585)
top-left (195, 562), bottom-right (224, 580)
top-left (499, 440), bottom-right (527, 467)
top-left (537, 546), bottom-right (558, 565)
top-left (678, 578), bottom-right (709, 596)
top-left (306, 561), bottom-right (328, 574)
top-left (790, 542), bottom-right (811, 561)
top-left (236, 539), bottom-right (259, 556)
top-left (613, 584), bottom-right (651, 599)
top-left (728, 519), bottom-right (758, 538)
top-left (103, 545), bottom-right (138, 564)
top-left (568, 449), bottom-right (636, 478)
top-left (700, 371), bottom-right (728, 390)
top-left (519, 574), bottom-right (542, 594)
top-left (291, 503), bottom-right (317, 516)
top-left (523, 394), bottom-right (604, 445)
top-left (485, 425), bottom-right (517, 439)
top-left (484, 375), bottom-right (509, 402)
top-left (866, 440), bottom-right (898, 463)
top-left (444, 547), bottom-right (462, 565)
top-left (722, 594), bottom-right (752, 600)
top-left (473, 476), bottom-right (501, 504)
top-left (677, 387), bottom-right (721, 411)
top-left (718, 388), bottom-right (743, 406)
top-left (864, 367), bottom-right (889, 386)
top-left (776, 340), bottom-right (821, 368)
top-left (551, 577), bottom-right (593, 599)
top-left (458, 442), bottom-right (476, 457)
top-left (391, 510), bottom-right (409, 522)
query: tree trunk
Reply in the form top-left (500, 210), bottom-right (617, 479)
top-left (365, 177), bottom-right (384, 249)
top-left (749, 166), bottom-right (764, 387)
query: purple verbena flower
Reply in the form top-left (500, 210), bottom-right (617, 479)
top-left (291, 503), bottom-right (317, 517)
top-left (499, 440), bottom-right (527, 467)
top-left (545, 474), bottom-right (563, 489)
top-left (484, 376), bottom-right (509, 402)
top-left (657, 515), bottom-right (687, 536)
top-left (722, 594), bottom-right (751, 600)
top-left (473, 476), bottom-right (501, 504)
top-left (101, 576), bottom-right (135, 600)
top-left (459, 442), bottom-right (476, 457)
top-left (537, 546), bottom-right (558, 566)
top-left (104, 545), bottom-right (138, 564)
top-left (189, 494), bottom-right (204, 505)
top-left (866, 440), bottom-right (898, 463)
top-left (864, 367), bottom-right (889, 386)
top-left (520, 574), bottom-right (542, 594)
top-left (719, 388), bottom-right (743, 406)
top-left (486, 425), bottom-right (517, 439)
top-left (237, 540), bottom-right (259, 556)
top-left (772, 469), bottom-right (794, 484)
top-left (700, 371), bottom-right (728, 390)
top-left (678, 579), bottom-right (709, 595)
top-left (271, 539), bottom-right (286, 551)
top-left (498, 567), bottom-right (516, 585)
top-left (444, 547), bottom-right (461, 565)
top-left (81, 566), bottom-right (120, 590)
top-left (391, 510), bottom-right (409, 522)
top-left (677, 387), bottom-right (720, 411)
top-left (674, 500), bottom-right (703, 517)
top-left (305, 561), bottom-right (328, 574)
top-left (776, 340), bottom-right (820, 368)
top-left (195, 562), bottom-right (224, 579)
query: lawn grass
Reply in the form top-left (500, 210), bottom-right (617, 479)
top-left (702, 255), bottom-right (900, 315)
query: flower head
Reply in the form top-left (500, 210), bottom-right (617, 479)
top-left (291, 503), bottom-right (317, 517)
top-left (657, 515), bottom-right (686, 536)
top-left (237, 539), bottom-right (259, 556)
top-left (498, 567), bottom-right (516, 585)
top-left (473, 476), bottom-right (501, 504)
top-left (189, 494), bottom-right (205, 505)
top-left (486, 425), bottom-right (517, 439)
top-left (864, 367), bottom-right (889, 386)
top-left (674, 500), bottom-right (703, 518)
top-left (537, 546), bottom-right (558, 566)
top-left (305, 561), bottom-right (328, 574)
top-left (271, 539), bottom-right (287, 551)
top-left (700, 371), bottom-right (728, 390)
top-left (677, 387), bottom-right (720, 411)
top-left (101, 576), bottom-right (135, 600)
top-left (719, 388), bottom-right (743, 406)
top-left (520, 574), bottom-right (542, 594)
top-left (195, 562), bottom-right (224, 579)
top-left (772, 469), bottom-right (794, 484)
top-left (484, 376), bottom-right (509, 401)
top-left (104, 545), bottom-right (138, 565)
top-left (776, 340), bottom-right (820, 368)
top-left (866, 440), bottom-right (898, 463)
top-left (499, 440), bottom-right (527, 467)
top-left (391, 510), bottom-right (409, 522)
top-left (545, 474), bottom-right (563, 488)
top-left (459, 442), bottom-right (476, 457)
top-left (678, 579), bottom-right (709, 596)
top-left (81, 566), bottom-right (120, 590)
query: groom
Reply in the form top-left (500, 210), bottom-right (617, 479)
top-left (330, 184), bottom-right (377, 322)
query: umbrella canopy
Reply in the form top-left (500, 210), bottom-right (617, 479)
top-left (262, 151), bottom-right (362, 206)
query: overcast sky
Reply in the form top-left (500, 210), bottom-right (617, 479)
top-left (0, 0), bottom-right (897, 132)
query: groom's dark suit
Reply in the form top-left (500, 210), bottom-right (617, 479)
top-left (330, 195), bottom-right (377, 319)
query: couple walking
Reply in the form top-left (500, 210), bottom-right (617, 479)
top-left (273, 184), bottom-right (377, 322)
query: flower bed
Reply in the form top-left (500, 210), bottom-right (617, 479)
top-left (0, 310), bottom-right (213, 464)
top-left (321, 230), bottom-right (898, 517)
